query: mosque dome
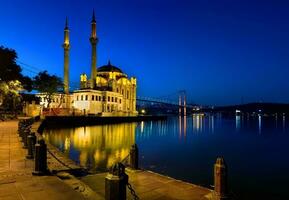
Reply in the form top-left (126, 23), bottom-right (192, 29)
top-left (98, 60), bottom-right (123, 73)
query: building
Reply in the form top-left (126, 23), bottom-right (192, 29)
top-left (39, 11), bottom-right (137, 116)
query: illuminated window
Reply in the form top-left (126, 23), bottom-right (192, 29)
top-left (85, 95), bottom-right (88, 100)
top-left (92, 95), bottom-right (94, 101)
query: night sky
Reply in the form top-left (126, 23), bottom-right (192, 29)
top-left (1, 0), bottom-right (289, 105)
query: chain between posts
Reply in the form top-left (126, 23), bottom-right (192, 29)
top-left (127, 182), bottom-right (139, 200)
top-left (119, 153), bottom-right (139, 200)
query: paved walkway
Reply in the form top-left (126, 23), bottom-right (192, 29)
top-left (81, 169), bottom-right (213, 200)
top-left (0, 120), bottom-right (85, 200)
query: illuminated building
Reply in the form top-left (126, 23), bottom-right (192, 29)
top-left (39, 11), bottom-right (137, 116)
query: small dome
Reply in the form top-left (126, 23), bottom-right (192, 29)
top-left (98, 60), bottom-right (123, 73)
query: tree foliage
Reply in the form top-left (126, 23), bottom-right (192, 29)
top-left (0, 46), bottom-right (32, 91)
top-left (33, 71), bottom-right (63, 107)
top-left (0, 46), bottom-right (32, 112)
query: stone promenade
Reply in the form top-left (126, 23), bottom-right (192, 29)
top-left (81, 169), bottom-right (213, 200)
top-left (0, 120), bottom-right (85, 200)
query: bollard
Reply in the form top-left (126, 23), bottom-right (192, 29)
top-left (32, 139), bottom-right (48, 175)
top-left (26, 134), bottom-right (34, 159)
top-left (31, 132), bottom-right (36, 151)
top-left (214, 157), bottom-right (229, 200)
top-left (129, 144), bottom-right (139, 169)
top-left (105, 162), bottom-right (128, 200)
top-left (22, 129), bottom-right (29, 149)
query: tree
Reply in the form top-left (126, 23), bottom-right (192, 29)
top-left (0, 46), bottom-right (32, 91)
top-left (0, 46), bottom-right (32, 112)
top-left (33, 71), bottom-right (63, 108)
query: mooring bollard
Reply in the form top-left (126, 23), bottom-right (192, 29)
top-left (33, 139), bottom-right (48, 175)
top-left (26, 134), bottom-right (34, 159)
top-left (214, 157), bottom-right (229, 200)
top-left (130, 144), bottom-right (139, 169)
top-left (105, 162), bottom-right (128, 200)
top-left (22, 129), bottom-right (29, 149)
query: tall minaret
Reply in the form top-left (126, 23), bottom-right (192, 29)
top-left (62, 17), bottom-right (70, 94)
top-left (90, 9), bottom-right (98, 89)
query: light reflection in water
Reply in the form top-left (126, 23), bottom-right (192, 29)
top-left (140, 121), bottom-right (144, 133)
top-left (192, 114), bottom-right (203, 133)
top-left (283, 115), bottom-right (285, 132)
top-left (44, 123), bottom-right (136, 172)
top-left (236, 115), bottom-right (241, 131)
top-left (258, 115), bottom-right (262, 134)
top-left (178, 116), bottom-right (187, 140)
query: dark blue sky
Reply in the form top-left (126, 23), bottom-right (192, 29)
top-left (1, 0), bottom-right (289, 105)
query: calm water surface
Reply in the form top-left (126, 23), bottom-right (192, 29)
top-left (44, 115), bottom-right (289, 200)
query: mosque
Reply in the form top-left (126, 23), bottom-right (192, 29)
top-left (38, 11), bottom-right (137, 116)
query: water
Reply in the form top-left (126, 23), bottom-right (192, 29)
top-left (43, 114), bottom-right (289, 200)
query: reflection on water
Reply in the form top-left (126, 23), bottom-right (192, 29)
top-left (44, 123), bottom-right (136, 172)
top-left (236, 115), bottom-right (241, 131)
top-left (192, 114), bottom-right (203, 132)
top-left (258, 115), bottom-right (262, 134)
top-left (44, 114), bottom-right (289, 200)
top-left (283, 115), bottom-right (286, 132)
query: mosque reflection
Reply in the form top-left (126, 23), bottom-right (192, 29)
top-left (43, 123), bottom-right (136, 172)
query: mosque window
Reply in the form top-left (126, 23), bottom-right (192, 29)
top-left (112, 97), bottom-right (114, 102)
top-left (122, 89), bottom-right (124, 95)
top-left (63, 98), bottom-right (65, 103)
top-left (115, 97), bottom-right (118, 102)
top-left (103, 96), bottom-right (106, 101)
top-left (127, 91), bottom-right (129, 99)
top-left (117, 88), bottom-right (119, 93)
top-left (81, 95), bottom-right (83, 101)
top-left (92, 95), bottom-right (94, 101)
top-left (107, 105), bottom-right (110, 112)
top-left (85, 95), bottom-right (88, 100)
top-left (120, 99), bottom-right (122, 104)
top-left (108, 96), bottom-right (110, 102)
top-left (76, 96), bottom-right (79, 101)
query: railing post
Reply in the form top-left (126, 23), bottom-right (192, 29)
top-left (105, 162), bottom-right (128, 200)
top-left (214, 157), bottom-right (229, 200)
top-left (26, 134), bottom-right (34, 159)
top-left (33, 139), bottom-right (48, 175)
top-left (22, 129), bottom-right (29, 149)
top-left (130, 144), bottom-right (139, 169)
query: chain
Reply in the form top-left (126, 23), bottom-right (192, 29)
top-left (120, 154), bottom-right (130, 167)
top-left (127, 182), bottom-right (139, 200)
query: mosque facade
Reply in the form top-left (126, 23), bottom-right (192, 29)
top-left (38, 11), bottom-right (137, 116)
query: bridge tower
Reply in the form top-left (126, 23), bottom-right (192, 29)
top-left (178, 90), bottom-right (187, 116)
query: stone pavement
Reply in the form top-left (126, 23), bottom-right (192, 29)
top-left (81, 169), bottom-right (214, 200)
top-left (0, 120), bottom-right (86, 200)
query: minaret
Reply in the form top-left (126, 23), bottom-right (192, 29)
top-left (62, 17), bottom-right (70, 94)
top-left (90, 9), bottom-right (98, 89)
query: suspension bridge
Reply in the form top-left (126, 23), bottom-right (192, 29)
top-left (136, 90), bottom-right (199, 115)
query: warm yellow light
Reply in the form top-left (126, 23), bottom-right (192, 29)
top-left (141, 109), bottom-right (146, 114)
